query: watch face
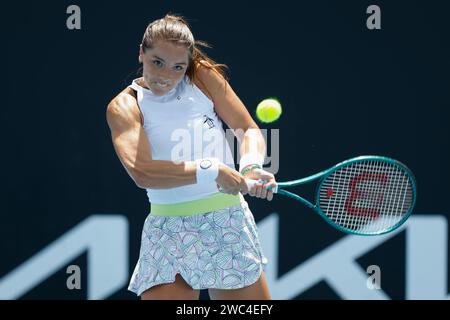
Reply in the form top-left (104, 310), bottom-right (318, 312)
top-left (200, 159), bottom-right (212, 169)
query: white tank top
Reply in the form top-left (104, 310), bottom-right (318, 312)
top-left (128, 76), bottom-right (236, 204)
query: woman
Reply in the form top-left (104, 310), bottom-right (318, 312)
top-left (106, 14), bottom-right (276, 300)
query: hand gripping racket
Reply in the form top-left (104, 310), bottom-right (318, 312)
top-left (245, 156), bottom-right (417, 236)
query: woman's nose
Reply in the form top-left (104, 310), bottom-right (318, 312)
top-left (158, 67), bottom-right (172, 80)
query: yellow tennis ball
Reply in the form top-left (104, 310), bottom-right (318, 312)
top-left (256, 98), bottom-right (282, 123)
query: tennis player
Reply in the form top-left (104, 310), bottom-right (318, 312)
top-left (106, 14), bottom-right (276, 300)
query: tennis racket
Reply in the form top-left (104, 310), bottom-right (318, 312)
top-left (245, 155), bottom-right (417, 236)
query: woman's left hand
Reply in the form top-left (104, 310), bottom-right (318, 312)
top-left (243, 168), bottom-right (277, 201)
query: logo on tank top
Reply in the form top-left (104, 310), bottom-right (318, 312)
top-left (203, 115), bottom-right (215, 129)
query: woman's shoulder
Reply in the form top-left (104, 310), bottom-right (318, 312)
top-left (109, 86), bottom-right (138, 110)
top-left (192, 60), bottom-right (225, 101)
top-left (106, 86), bottom-right (143, 127)
top-left (194, 60), bottom-right (220, 78)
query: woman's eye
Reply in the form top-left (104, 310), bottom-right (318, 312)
top-left (174, 66), bottom-right (184, 71)
top-left (153, 60), bottom-right (163, 67)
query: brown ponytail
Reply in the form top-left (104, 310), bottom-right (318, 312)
top-left (139, 13), bottom-right (229, 84)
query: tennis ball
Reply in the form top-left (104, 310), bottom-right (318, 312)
top-left (256, 98), bottom-right (282, 123)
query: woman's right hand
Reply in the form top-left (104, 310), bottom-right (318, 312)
top-left (215, 163), bottom-right (249, 195)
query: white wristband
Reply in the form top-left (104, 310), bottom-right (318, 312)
top-left (195, 158), bottom-right (219, 183)
top-left (239, 153), bottom-right (264, 173)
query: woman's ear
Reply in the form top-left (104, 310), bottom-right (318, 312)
top-left (138, 45), bottom-right (143, 63)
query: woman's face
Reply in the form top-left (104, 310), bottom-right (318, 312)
top-left (139, 40), bottom-right (190, 96)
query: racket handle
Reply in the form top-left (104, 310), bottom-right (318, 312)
top-left (244, 179), bottom-right (278, 193)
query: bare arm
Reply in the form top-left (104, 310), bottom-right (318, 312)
top-left (106, 91), bottom-right (197, 189)
top-left (194, 62), bottom-right (276, 200)
top-left (194, 63), bottom-right (266, 168)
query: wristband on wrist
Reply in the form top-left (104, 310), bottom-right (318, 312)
top-left (239, 153), bottom-right (264, 173)
top-left (240, 164), bottom-right (262, 175)
top-left (195, 158), bottom-right (219, 183)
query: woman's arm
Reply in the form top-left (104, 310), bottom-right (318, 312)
top-left (194, 63), bottom-right (266, 171)
top-left (106, 89), bottom-right (248, 194)
top-left (194, 63), bottom-right (276, 200)
top-left (106, 91), bottom-right (197, 189)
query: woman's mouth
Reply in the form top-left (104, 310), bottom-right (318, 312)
top-left (154, 81), bottom-right (169, 88)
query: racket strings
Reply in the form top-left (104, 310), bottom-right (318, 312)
top-left (357, 162), bottom-right (410, 231)
top-left (349, 161), bottom-right (404, 231)
top-left (319, 160), bottom-right (414, 234)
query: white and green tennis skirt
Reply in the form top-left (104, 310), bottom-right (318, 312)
top-left (128, 193), bottom-right (268, 296)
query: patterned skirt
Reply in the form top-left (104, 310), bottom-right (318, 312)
top-left (128, 199), bottom-right (268, 296)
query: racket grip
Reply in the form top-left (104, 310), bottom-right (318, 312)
top-left (244, 179), bottom-right (278, 193)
